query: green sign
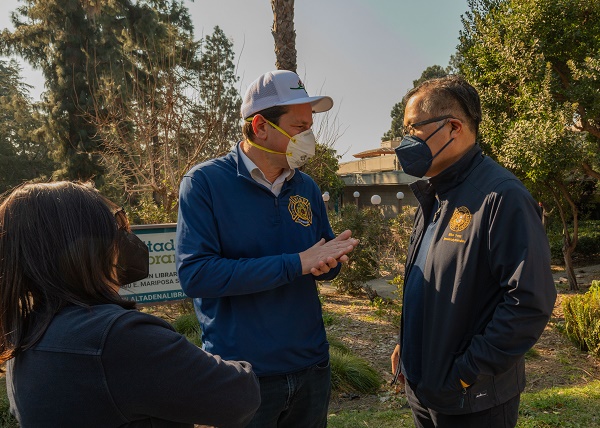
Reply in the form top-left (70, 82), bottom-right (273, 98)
top-left (119, 223), bottom-right (186, 304)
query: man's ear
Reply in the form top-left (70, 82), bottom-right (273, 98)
top-left (449, 118), bottom-right (463, 138)
top-left (252, 115), bottom-right (269, 140)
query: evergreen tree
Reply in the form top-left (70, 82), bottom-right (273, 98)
top-left (2, 0), bottom-right (104, 180)
top-left (0, 0), bottom-right (197, 182)
top-left (0, 59), bottom-right (54, 193)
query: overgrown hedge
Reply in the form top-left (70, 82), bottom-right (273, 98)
top-left (563, 280), bottom-right (600, 357)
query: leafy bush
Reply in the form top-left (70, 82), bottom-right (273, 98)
top-left (330, 205), bottom-right (411, 294)
top-left (329, 205), bottom-right (384, 294)
top-left (0, 376), bottom-right (18, 427)
top-left (329, 341), bottom-right (382, 394)
top-left (547, 219), bottom-right (600, 260)
top-left (563, 281), bottom-right (600, 357)
top-left (127, 194), bottom-right (177, 225)
top-left (384, 207), bottom-right (413, 274)
top-left (390, 275), bottom-right (405, 300)
top-left (171, 313), bottom-right (202, 347)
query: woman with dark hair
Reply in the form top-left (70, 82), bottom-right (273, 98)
top-left (0, 181), bottom-right (260, 427)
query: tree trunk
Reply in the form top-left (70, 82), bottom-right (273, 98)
top-left (271, 0), bottom-right (297, 72)
top-left (548, 180), bottom-right (579, 291)
top-left (562, 244), bottom-right (578, 291)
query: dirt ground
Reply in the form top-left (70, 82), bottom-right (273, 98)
top-left (141, 260), bottom-right (600, 416)
top-left (324, 261), bottom-right (600, 414)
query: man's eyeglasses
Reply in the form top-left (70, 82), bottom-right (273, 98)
top-left (402, 115), bottom-right (455, 138)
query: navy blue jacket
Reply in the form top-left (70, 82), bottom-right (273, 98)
top-left (7, 304), bottom-right (260, 427)
top-left (400, 144), bottom-right (556, 414)
top-left (176, 144), bottom-right (339, 376)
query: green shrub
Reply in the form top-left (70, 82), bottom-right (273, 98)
top-left (0, 377), bottom-right (18, 427)
top-left (330, 206), bottom-right (383, 294)
top-left (328, 335), bottom-right (351, 354)
top-left (547, 219), bottom-right (600, 260)
top-left (322, 311), bottom-right (336, 327)
top-left (328, 336), bottom-right (382, 394)
top-left (563, 281), bottom-right (600, 357)
top-left (329, 205), bottom-right (412, 295)
top-left (390, 275), bottom-right (405, 301)
top-left (171, 313), bottom-right (202, 347)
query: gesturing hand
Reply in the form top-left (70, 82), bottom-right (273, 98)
top-left (299, 229), bottom-right (359, 276)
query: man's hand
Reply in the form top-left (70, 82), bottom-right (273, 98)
top-left (299, 229), bottom-right (358, 276)
top-left (390, 344), bottom-right (405, 385)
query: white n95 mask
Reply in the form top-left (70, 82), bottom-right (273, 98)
top-left (246, 119), bottom-right (316, 169)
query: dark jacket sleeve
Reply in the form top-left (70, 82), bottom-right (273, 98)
top-left (455, 184), bottom-right (557, 385)
top-left (102, 311), bottom-right (260, 427)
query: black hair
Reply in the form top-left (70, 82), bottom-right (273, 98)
top-left (403, 75), bottom-right (482, 135)
top-left (0, 181), bottom-right (136, 363)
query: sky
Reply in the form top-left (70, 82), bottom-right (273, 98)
top-left (0, 0), bottom-right (469, 162)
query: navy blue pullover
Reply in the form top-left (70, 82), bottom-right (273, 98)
top-left (176, 144), bottom-right (340, 376)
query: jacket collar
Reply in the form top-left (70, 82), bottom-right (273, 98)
top-left (411, 143), bottom-right (483, 203)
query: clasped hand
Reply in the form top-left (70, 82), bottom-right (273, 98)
top-left (299, 229), bottom-right (358, 276)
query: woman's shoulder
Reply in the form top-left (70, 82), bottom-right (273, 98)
top-left (35, 304), bottom-right (169, 354)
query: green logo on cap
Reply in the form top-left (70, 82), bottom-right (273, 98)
top-left (290, 80), bottom-right (305, 90)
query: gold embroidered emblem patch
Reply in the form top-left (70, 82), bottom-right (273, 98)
top-left (449, 206), bottom-right (472, 232)
top-left (288, 195), bottom-right (312, 227)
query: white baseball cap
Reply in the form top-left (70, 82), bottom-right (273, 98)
top-left (241, 70), bottom-right (333, 119)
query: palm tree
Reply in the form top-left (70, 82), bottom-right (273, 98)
top-left (271, 0), bottom-right (297, 72)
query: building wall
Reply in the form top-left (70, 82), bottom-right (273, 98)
top-left (338, 154), bottom-right (398, 174)
top-left (340, 184), bottom-right (417, 218)
top-left (336, 144), bottom-right (420, 218)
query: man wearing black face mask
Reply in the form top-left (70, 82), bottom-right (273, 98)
top-left (389, 75), bottom-right (556, 428)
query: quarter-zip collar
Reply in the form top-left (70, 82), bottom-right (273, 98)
top-left (232, 142), bottom-right (305, 192)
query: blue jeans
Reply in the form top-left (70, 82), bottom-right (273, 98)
top-left (244, 358), bottom-right (331, 428)
top-left (405, 379), bottom-right (520, 428)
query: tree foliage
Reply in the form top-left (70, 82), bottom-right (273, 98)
top-left (0, 59), bottom-right (53, 194)
top-left (0, 0), bottom-right (197, 182)
top-left (1, 2), bottom-right (242, 221)
top-left (382, 65), bottom-right (449, 141)
top-left (457, 0), bottom-right (600, 289)
top-left (302, 143), bottom-right (344, 197)
top-left (89, 25), bottom-right (241, 221)
top-left (2, 0), bottom-right (107, 180)
top-left (330, 206), bottom-right (384, 295)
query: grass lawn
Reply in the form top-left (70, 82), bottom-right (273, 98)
top-left (327, 381), bottom-right (600, 427)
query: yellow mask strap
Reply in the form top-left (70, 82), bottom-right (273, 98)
top-left (246, 138), bottom-right (290, 156)
top-left (245, 117), bottom-right (297, 143)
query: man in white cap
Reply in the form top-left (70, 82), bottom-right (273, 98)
top-left (176, 70), bottom-right (358, 427)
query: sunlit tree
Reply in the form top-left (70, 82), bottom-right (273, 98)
top-left (457, 0), bottom-right (600, 289)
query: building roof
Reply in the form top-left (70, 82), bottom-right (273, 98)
top-left (352, 147), bottom-right (396, 159)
